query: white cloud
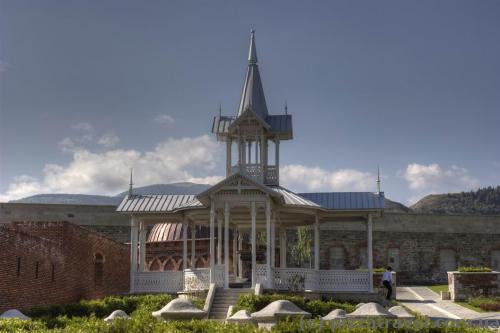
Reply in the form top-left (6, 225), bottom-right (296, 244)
top-left (97, 133), bottom-right (120, 148)
top-left (0, 135), bottom-right (222, 201)
top-left (72, 122), bottom-right (94, 132)
top-left (280, 164), bottom-right (375, 192)
top-left (403, 163), bottom-right (479, 203)
top-left (154, 114), bottom-right (175, 125)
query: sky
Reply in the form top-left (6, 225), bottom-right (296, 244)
top-left (1, 0), bottom-right (499, 205)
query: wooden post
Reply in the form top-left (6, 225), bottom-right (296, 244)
top-left (238, 231), bottom-right (243, 278)
top-left (251, 201), bottom-right (257, 288)
top-left (130, 217), bottom-right (139, 293)
top-left (266, 198), bottom-right (271, 288)
top-left (279, 227), bottom-right (287, 268)
top-left (271, 212), bottom-right (276, 268)
top-left (224, 202), bottom-right (230, 288)
top-left (210, 199), bottom-right (215, 283)
top-left (314, 215), bottom-right (320, 270)
top-left (232, 227), bottom-right (238, 276)
top-left (275, 138), bottom-right (280, 182)
top-left (226, 140), bottom-right (232, 176)
top-left (182, 216), bottom-right (188, 271)
top-left (217, 214), bottom-right (222, 264)
top-left (191, 221), bottom-right (196, 268)
top-left (367, 214), bottom-right (374, 293)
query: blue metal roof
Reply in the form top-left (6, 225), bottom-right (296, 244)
top-left (266, 115), bottom-right (292, 134)
top-left (298, 192), bottom-right (385, 210)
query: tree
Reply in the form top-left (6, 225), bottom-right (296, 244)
top-left (290, 227), bottom-right (312, 267)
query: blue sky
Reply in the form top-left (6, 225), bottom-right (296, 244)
top-left (1, 0), bottom-right (499, 204)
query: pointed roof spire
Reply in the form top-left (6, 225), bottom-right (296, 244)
top-left (284, 100), bottom-right (288, 115)
top-left (128, 168), bottom-right (134, 197)
top-left (248, 29), bottom-right (257, 64)
top-left (238, 29), bottom-right (269, 119)
top-left (219, 103), bottom-right (222, 117)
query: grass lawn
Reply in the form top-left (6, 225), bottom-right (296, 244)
top-left (427, 284), bottom-right (448, 294)
top-left (455, 301), bottom-right (485, 313)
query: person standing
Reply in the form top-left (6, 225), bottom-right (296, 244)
top-left (381, 266), bottom-right (393, 300)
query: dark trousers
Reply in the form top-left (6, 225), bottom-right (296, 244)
top-left (382, 280), bottom-right (392, 300)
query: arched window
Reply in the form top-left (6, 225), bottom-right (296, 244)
top-left (163, 258), bottom-right (176, 271)
top-left (94, 253), bottom-right (105, 287)
top-left (149, 258), bottom-right (162, 271)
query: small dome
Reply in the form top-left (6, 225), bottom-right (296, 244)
top-left (148, 223), bottom-right (210, 242)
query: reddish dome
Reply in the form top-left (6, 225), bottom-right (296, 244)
top-left (147, 223), bottom-right (210, 242)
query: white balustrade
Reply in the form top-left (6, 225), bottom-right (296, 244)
top-left (255, 264), bottom-right (269, 286)
top-left (213, 264), bottom-right (226, 287)
top-left (184, 268), bottom-right (210, 291)
top-left (272, 269), bottom-right (370, 292)
top-left (132, 271), bottom-right (183, 294)
top-left (229, 164), bottom-right (278, 185)
top-left (316, 270), bottom-right (370, 292)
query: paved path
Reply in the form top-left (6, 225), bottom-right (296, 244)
top-left (397, 286), bottom-right (500, 322)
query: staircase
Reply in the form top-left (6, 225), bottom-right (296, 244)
top-left (209, 288), bottom-right (252, 320)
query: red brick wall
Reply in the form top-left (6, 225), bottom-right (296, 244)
top-left (0, 222), bottom-right (130, 312)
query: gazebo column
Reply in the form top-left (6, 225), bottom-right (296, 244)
top-left (232, 227), bottom-right (238, 276)
top-left (314, 215), bottom-right (320, 270)
top-left (224, 202), bottom-right (230, 288)
top-left (130, 217), bottom-right (139, 293)
top-left (139, 221), bottom-right (146, 272)
top-left (182, 216), bottom-right (188, 271)
top-left (217, 214), bottom-right (222, 264)
top-left (265, 198), bottom-right (272, 288)
top-left (271, 212), bottom-right (276, 268)
top-left (251, 201), bottom-right (257, 288)
top-left (275, 138), bottom-right (280, 181)
top-left (367, 214), bottom-right (374, 293)
top-left (191, 222), bottom-right (196, 268)
top-left (279, 227), bottom-right (287, 268)
top-left (238, 231), bottom-right (243, 278)
top-left (209, 199), bottom-right (215, 283)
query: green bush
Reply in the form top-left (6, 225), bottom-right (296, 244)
top-left (24, 294), bottom-right (174, 319)
top-left (467, 296), bottom-right (500, 311)
top-left (232, 293), bottom-right (355, 317)
top-left (458, 266), bottom-right (492, 272)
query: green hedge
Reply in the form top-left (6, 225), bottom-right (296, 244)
top-left (458, 266), bottom-right (492, 273)
top-left (467, 296), bottom-right (500, 312)
top-left (232, 293), bottom-right (355, 317)
top-left (24, 294), bottom-right (175, 319)
top-left (0, 317), bottom-right (491, 333)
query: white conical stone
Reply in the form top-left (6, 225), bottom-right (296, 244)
top-left (0, 309), bottom-right (30, 320)
top-left (355, 302), bottom-right (365, 309)
top-left (322, 309), bottom-right (347, 320)
top-left (226, 310), bottom-right (253, 324)
top-left (346, 302), bottom-right (396, 319)
top-left (152, 298), bottom-right (206, 321)
top-left (388, 306), bottom-right (414, 319)
top-left (251, 300), bottom-right (311, 322)
top-left (104, 310), bottom-right (130, 323)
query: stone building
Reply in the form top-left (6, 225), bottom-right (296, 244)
top-left (0, 221), bottom-right (129, 312)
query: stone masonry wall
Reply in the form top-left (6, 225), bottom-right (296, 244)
top-left (448, 272), bottom-right (500, 300)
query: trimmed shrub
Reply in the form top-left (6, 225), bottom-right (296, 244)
top-left (458, 266), bottom-right (492, 273)
top-left (232, 293), bottom-right (355, 317)
top-left (468, 296), bottom-right (500, 312)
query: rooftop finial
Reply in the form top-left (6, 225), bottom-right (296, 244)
top-left (219, 103), bottom-right (222, 117)
top-left (128, 168), bottom-right (134, 198)
top-left (248, 29), bottom-right (258, 64)
top-left (376, 165), bottom-right (381, 194)
top-left (285, 100), bottom-right (288, 115)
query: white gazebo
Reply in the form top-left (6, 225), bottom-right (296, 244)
top-left (117, 30), bottom-right (384, 295)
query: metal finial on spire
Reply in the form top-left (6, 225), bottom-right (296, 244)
top-left (128, 168), bottom-right (134, 197)
top-left (285, 100), bottom-right (288, 115)
top-left (219, 103), bottom-right (222, 117)
top-left (248, 29), bottom-right (258, 64)
top-left (376, 165), bottom-right (381, 194)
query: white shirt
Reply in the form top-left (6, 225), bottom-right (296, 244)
top-left (382, 271), bottom-right (392, 283)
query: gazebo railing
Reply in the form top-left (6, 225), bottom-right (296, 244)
top-left (132, 271), bottom-right (183, 293)
top-left (183, 268), bottom-right (210, 291)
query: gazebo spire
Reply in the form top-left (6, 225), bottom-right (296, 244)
top-left (128, 168), bottom-right (134, 197)
top-left (238, 29), bottom-right (269, 118)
